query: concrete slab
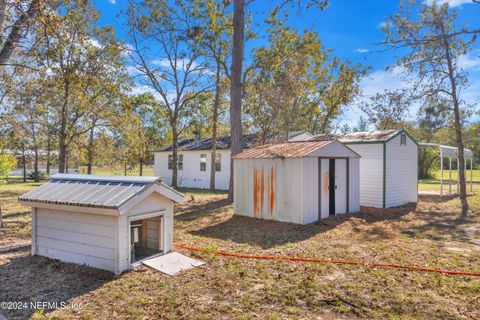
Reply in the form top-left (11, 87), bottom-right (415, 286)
top-left (142, 252), bottom-right (205, 276)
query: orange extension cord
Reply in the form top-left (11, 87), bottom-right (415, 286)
top-left (174, 244), bottom-right (480, 277)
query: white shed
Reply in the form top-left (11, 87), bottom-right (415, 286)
top-left (233, 140), bottom-right (361, 225)
top-left (19, 174), bottom-right (183, 275)
top-left (331, 129), bottom-right (418, 208)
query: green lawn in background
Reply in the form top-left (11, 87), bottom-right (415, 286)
top-left (428, 168), bottom-right (480, 182)
top-left (76, 166), bottom-right (155, 176)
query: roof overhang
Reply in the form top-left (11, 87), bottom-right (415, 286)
top-left (419, 143), bottom-right (474, 159)
top-left (18, 200), bottom-right (119, 216)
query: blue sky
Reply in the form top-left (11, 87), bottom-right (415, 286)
top-left (93, 0), bottom-right (480, 129)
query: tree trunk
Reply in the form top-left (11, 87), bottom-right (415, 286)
top-left (22, 148), bottom-right (26, 182)
top-left (124, 163), bottom-right (127, 176)
top-left (58, 84), bottom-right (70, 173)
top-left (438, 15), bottom-right (468, 215)
top-left (171, 125), bottom-right (179, 188)
top-left (0, 0), bottom-right (41, 69)
top-left (58, 139), bottom-right (67, 173)
top-left (0, 0), bottom-right (6, 47)
top-left (228, 0), bottom-right (245, 202)
top-left (46, 135), bottom-right (51, 175)
top-left (139, 158), bottom-right (143, 176)
top-left (33, 147), bottom-right (39, 182)
top-left (210, 63), bottom-right (221, 191)
top-left (87, 125), bottom-right (95, 174)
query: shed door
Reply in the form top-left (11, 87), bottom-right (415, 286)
top-left (335, 159), bottom-right (347, 214)
top-left (319, 159), bottom-right (330, 219)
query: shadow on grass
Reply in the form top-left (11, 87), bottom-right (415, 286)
top-left (0, 247), bottom-right (113, 320)
top-left (189, 203), bottom-right (416, 249)
top-left (175, 198), bottom-right (231, 221)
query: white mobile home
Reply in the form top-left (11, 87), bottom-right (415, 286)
top-left (154, 131), bottom-right (312, 190)
top-left (315, 129), bottom-right (418, 208)
top-left (233, 140), bottom-right (360, 225)
top-left (19, 174), bottom-right (183, 275)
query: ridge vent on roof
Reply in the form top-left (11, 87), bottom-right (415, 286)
top-left (50, 174), bottom-right (160, 184)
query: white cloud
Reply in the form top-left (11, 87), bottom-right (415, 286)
top-left (424, 0), bottom-right (473, 7)
top-left (353, 48), bottom-right (369, 54)
top-left (378, 21), bottom-right (388, 29)
top-left (458, 52), bottom-right (480, 70)
top-left (359, 66), bottom-right (412, 97)
top-left (108, 0), bottom-right (116, 4)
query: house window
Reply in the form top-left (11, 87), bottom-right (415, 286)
top-left (178, 155), bottom-right (183, 170)
top-left (200, 154), bottom-right (207, 171)
top-left (215, 153), bottom-right (221, 172)
top-left (400, 133), bottom-right (407, 146)
top-left (168, 154), bottom-right (183, 170)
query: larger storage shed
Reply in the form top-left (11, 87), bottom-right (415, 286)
top-left (233, 140), bottom-right (361, 225)
top-left (19, 174), bottom-right (184, 275)
top-left (331, 129), bottom-right (418, 208)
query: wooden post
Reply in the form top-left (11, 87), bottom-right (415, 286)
top-left (440, 150), bottom-right (443, 196)
top-left (471, 158), bottom-right (474, 193)
top-left (449, 157), bottom-right (452, 195)
top-left (457, 158), bottom-right (460, 194)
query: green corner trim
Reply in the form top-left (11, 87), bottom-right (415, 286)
top-left (383, 142), bottom-right (386, 208)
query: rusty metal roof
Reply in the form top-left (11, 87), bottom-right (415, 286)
top-left (232, 140), bottom-right (336, 159)
top-left (308, 130), bottom-right (401, 143)
top-left (18, 174), bottom-right (182, 209)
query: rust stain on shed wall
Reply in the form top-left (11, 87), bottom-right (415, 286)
top-left (268, 165), bottom-right (276, 217)
top-left (253, 167), bottom-right (259, 217)
top-left (260, 167), bottom-right (265, 215)
top-left (253, 165), bottom-right (275, 218)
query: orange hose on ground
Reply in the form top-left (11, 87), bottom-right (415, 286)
top-left (174, 244), bottom-right (480, 277)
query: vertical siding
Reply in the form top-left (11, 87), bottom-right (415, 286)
top-left (386, 135), bottom-right (418, 207)
top-left (348, 158), bottom-right (361, 212)
top-left (35, 208), bottom-right (116, 272)
top-left (118, 214), bottom-right (129, 274)
top-left (233, 158), bottom-right (303, 224)
top-left (302, 157), bottom-right (319, 224)
top-left (319, 159), bottom-right (330, 219)
top-left (346, 143), bottom-right (384, 208)
top-left (154, 150), bottom-right (231, 190)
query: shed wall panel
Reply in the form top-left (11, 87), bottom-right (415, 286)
top-left (348, 158), bottom-right (361, 212)
top-left (302, 157), bottom-right (319, 224)
top-left (345, 143), bottom-right (384, 208)
top-left (35, 208), bottom-right (116, 272)
top-left (234, 158), bottom-right (303, 224)
top-left (386, 135), bottom-right (418, 207)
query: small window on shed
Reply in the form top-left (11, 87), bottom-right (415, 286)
top-left (400, 133), bottom-right (407, 146)
top-left (200, 154), bottom-right (207, 171)
top-left (215, 153), bottom-right (221, 172)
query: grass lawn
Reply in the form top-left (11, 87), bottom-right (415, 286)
top-left (428, 168), bottom-right (480, 183)
top-left (78, 165), bottom-right (155, 176)
top-left (1, 183), bottom-right (479, 319)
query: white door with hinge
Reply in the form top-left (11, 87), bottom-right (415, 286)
top-left (319, 158), bottom-right (330, 219)
top-left (335, 159), bottom-right (347, 214)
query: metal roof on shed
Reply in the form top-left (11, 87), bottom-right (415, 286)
top-left (18, 174), bottom-right (180, 209)
top-left (308, 130), bottom-right (400, 143)
top-left (232, 140), bottom-right (335, 159)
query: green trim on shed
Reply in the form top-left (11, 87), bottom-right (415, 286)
top-left (343, 141), bottom-right (384, 145)
top-left (384, 129), bottom-right (419, 146)
top-left (383, 142), bottom-right (386, 208)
